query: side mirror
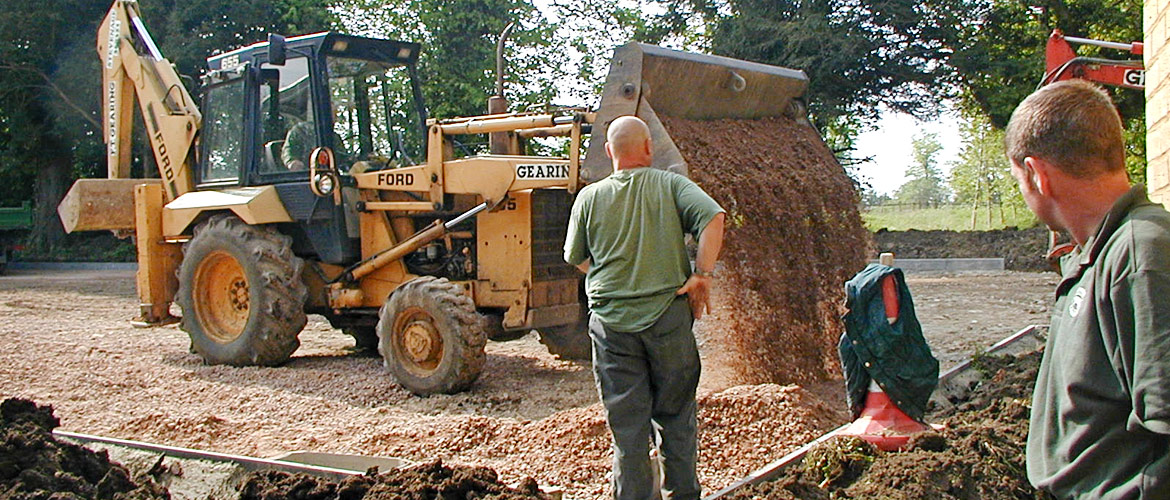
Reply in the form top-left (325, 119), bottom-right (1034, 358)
top-left (268, 34), bottom-right (287, 66)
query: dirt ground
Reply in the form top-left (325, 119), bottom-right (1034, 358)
top-left (0, 268), bottom-right (1055, 499)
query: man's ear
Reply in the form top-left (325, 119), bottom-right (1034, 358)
top-left (605, 141), bottom-right (614, 160)
top-left (643, 137), bottom-right (653, 156)
top-left (1023, 157), bottom-right (1053, 196)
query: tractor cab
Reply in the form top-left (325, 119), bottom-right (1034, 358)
top-left (201, 33), bottom-right (428, 264)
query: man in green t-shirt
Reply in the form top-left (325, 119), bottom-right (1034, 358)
top-left (1006, 80), bottom-right (1170, 499)
top-left (564, 116), bottom-right (725, 500)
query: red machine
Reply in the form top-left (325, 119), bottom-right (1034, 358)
top-left (1042, 29), bottom-right (1144, 89)
top-left (1040, 30), bottom-right (1144, 263)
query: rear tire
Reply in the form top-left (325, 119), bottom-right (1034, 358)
top-left (177, 215), bottom-right (307, 366)
top-left (377, 276), bottom-right (486, 394)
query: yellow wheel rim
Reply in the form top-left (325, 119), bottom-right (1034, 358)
top-left (193, 250), bottom-right (249, 344)
top-left (392, 306), bottom-right (444, 377)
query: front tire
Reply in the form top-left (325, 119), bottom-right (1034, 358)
top-left (177, 215), bottom-right (307, 366)
top-left (377, 276), bottom-right (486, 394)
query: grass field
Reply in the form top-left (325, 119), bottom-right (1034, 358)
top-left (863, 204), bottom-right (1038, 231)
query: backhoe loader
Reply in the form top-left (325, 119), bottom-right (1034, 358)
top-left (60, 0), bottom-right (814, 394)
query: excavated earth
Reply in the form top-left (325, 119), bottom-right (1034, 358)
top-left (873, 227), bottom-right (1052, 272)
top-left (722, 349), bottom-right (1044, 499)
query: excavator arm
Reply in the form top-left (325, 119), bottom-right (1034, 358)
top-left (58, 0), bottom-right (202, 326)
top-left (1042, 30), bottom-right (1144, 90)
top-left (99, 0), bottom-right (201, 199)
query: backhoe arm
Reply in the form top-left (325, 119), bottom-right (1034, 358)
top-left (99, 0), bottom-right (201, 200)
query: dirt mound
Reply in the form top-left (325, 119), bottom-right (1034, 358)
top-left (723, 350), bottom-right (1042, 499)
top-left (238, 459), bottom-right (548, 500)
top-left (663, 116), bottom-right (871, 386)
top-left (0, 398), bottom-right (169, 499)
top-left (873, 227), bottom-right (1050, 271)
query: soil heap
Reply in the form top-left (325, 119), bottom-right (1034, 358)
top-left (0, 398), bottom-right (168, 499)
top-left (662, 116), bottom-right (871, 386)
top-left (873, 227), bottom-right (1051, 271)
top-left (238, 459), bottom-right (549, 500)
top-left (723, 350), bottom-right (1042, 499)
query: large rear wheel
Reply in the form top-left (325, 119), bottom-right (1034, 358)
top-left (377, 276), bottom-right (486, 394)
top-left (177, 215), bottom-right (307, 366)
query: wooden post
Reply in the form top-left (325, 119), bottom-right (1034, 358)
top-left (879, 252), bottom-right (895, 266)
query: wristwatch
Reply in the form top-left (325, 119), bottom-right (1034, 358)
top-left (693, 268), bottom-right (714, 278)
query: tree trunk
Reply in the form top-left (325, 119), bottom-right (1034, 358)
top-left (31, 143), bottom-right (73, 251)
top-left (970, 199), bottom-right (978, 230)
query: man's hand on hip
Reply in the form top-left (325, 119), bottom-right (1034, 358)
top-left (677, 274), bottom-right (712, 320)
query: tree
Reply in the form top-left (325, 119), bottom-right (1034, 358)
top-left (949, 112), bottom-right (1014, 228)
top-left (895, 133), bottom-right (949, 207)
top-left (0, 0), bottom-right (111, 249)
top-left (706, 0), bottom-right (960, 127)
top-left (0, 0), bottom-right (334, 252)
top-left (335, 0), bottom-right (559, 122)
top-left (946, 0), bottom-right (1145, 181)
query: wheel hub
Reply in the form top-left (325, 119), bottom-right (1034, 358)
top-left (193, 250), bottom-right (249, 344)
top-left (393, 307), bottom-right (444, 375)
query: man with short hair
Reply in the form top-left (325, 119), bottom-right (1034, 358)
top-left (1005, 79), bottom-right (1170, 498)
top-left (564, 115), bottom-right (725, 500)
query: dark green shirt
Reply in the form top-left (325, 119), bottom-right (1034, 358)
top-left (563, 167), bottom-right (723, 332)
top-left (1027, 185), bottom-right (1170, 499)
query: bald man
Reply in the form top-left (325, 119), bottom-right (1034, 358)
top-left (565, 116), bottom-right (725, 500)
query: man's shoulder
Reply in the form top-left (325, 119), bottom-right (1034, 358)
top-left (1108, 205), bottom-right (1170, 272)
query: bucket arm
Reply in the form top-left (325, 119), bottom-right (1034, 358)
top-left (1042, 29), bottom-right (1145, 90)
top-left (99, 0), bottom-right (201, 200)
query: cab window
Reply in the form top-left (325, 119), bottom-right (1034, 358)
top-left (199, 78), bottom-right (246, 183)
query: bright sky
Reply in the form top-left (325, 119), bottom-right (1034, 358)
top-left (853, 109), bottom-right (964, 197)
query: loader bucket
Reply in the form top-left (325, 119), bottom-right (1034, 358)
top-left (582, 43), bottom-right (811, 182)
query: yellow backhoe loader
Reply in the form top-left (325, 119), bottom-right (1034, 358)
top-left (60, 0), bottom-right (814, 394)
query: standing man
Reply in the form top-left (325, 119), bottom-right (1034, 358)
top-left (1006, 80), bottom-right (1170, 498)
top-left (564, 115), bottom-right (725, 500)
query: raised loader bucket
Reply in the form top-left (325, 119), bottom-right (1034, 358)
top-left (582, 43), bottom-right (811, 182)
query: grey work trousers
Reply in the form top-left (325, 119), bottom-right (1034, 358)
top-left (589, 296), bottom-right (702, 500)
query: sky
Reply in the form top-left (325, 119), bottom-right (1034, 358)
top-left (853, 110), bottom-right (964, 197)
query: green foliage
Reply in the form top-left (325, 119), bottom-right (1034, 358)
top-left (335, 0), bottom-right (558, 122)
top-left (895, 133), bottom-right (950, 207)
top-left (946, 0), bottom-right (1145, 177)
top-left (863, 204), bottom-right (1037, 231)
top-left (707, 0), bottom-right (958, 126)
top-left (948, 112), bottom-right (1026, 229)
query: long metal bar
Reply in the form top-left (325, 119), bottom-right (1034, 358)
top-left (1063, 35), bottom-right (1137, 53)
top-left (54, 430), bottom-right (360, 480)
top-left (440, 115), bottom-right (557, 135)
top-left (343, 202), bottom-right (488, 283)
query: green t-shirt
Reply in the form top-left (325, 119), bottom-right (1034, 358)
top-left (1027, 185), bottom-right (1170, 499)
top-left (563, 167), bottom-right (724, 332)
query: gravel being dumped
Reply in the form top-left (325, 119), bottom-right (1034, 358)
top-left (662, 115), bottom-right (872, 386)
